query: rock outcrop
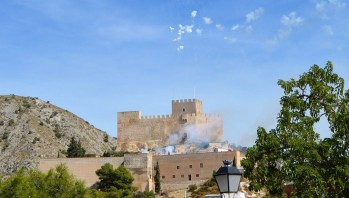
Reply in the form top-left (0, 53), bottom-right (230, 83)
top-left (0, 95), bottom-right (116, 175)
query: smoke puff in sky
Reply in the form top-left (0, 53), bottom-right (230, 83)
top-left (168, 118), bottom-right (222, 145)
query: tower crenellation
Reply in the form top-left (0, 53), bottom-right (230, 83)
top-left (117, 99), bottom-right (222, 152)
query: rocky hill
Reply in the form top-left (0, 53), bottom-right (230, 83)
top-left (0, 95), bottom-right (117, 176)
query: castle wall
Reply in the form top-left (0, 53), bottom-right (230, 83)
top-left (153, 151), bottom-right (241, 192)
top-left (39, 151), bottom-right (241, 193)
top-left (124, 153), bottom-right (153, 192)
top-left (117, 99), bottom-right (223, 152)
top-left (39, 157), bottom-right (124, 187)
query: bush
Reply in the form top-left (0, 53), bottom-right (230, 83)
top-left (188, 184), bottom-right (197, 192)
top-left (2, 131), bottom-right (9, 140)
top-left (104, 134), bottom-right (109, 142)
top-left (32, 137), bottom-right (40, 144)
top-left (8, 119), bottom-right (14, 126)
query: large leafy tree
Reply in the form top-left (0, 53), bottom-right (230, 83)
top-left (67, 137), bottom-right (86, 158)
top-left (95, 163), bottom-right (136, 197)
top-left (242, 62), bottom-right (349, 197)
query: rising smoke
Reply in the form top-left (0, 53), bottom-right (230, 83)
top-left (168, 117), bottom-right (222, 145)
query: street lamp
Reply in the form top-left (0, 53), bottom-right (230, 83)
top-left (214, 160), bottom-right (242, 196)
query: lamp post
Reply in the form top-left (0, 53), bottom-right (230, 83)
top-left (214, 160), bottom-right (242, 198)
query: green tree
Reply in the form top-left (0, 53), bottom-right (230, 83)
top-left (154, 161), bottom-right (161, 194)
top-left (0, 164), bottom-right (89, 198)
top-left (45, 164), bottom-right (88, 198)
top-left (67, 137), bottom-right (86, 158)
top-left (95, 163), bottom-right (136, 197)
top-left (242, 62), bottom-right (349, 197)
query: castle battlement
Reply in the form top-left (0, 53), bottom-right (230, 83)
top-left (172, 98), bottom-right (202, 104)
top-left (117, 99), bottom-right (223, 152)
top-left (140, 114), bottom-right (173, 120)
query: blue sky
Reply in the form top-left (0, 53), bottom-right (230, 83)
top-left (1, 0), bottom-right (348, 146)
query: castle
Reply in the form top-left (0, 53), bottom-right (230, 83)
top-left (39, 99), bottom-right (241, 194)
top-left (117, 99), bottom-right (223, 152)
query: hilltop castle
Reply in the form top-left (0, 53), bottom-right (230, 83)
top-left (117, 99), bottom-right (223, 152)
top-left (40, 98), bottom-right (240, 194)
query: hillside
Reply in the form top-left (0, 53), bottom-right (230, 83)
top-left (0, 95), bottom-right (116, 176)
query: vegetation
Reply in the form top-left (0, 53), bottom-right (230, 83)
top-left (102, 150), bottom-right (133, 157)
top-left (104, 134), bottom-right (109, 142)
top-left (8, 119), bottom-right (14, 126)
top-left (95, 163), bottom-right (137, 197)
top-left (242, 62), bottom-right (349, 197)
top-left (154, 161), bottom-right (161, 194)
top-left (190, 172), bottom-right (219, 198)
top-left (0, 164), bottom-right (88, 198)
top-left (53, 124), bottom-right (63, 138)
top-left (133, 190), bottom-right (156, 198)
top-left (66, 137), bottom-right (86, 158)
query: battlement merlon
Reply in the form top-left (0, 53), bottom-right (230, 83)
top-left (172, 98), bottom-right (203, 115)
top-left (117, 111), bottom-right (141, 123)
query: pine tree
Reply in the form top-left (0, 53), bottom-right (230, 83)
top-left (154, 161), bottom-right (161, 194)
top-left (66, 137), bottom-right (86, 158)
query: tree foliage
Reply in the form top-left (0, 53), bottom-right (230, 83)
top-left (154, 161), bottom-right (161, 194)
top-left (0, 164), bottom-right (88, 198)
top-left (242, 62), bottom-right (349, 197)
top-left (67, 137), bottom-right (86, 158)
top-left (95, 163), bottom-right (136, 197)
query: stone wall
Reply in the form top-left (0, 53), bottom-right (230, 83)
top-left (39, 151), bottom-right (241, 193)
top-left (39, 157), bottom-right (124, 187)
top-left (124, 153), bottom-right (153, 192)
top-left (153, 151), bottom-right (241, 192)
top-left (117, 99), bottom-right (223, 152)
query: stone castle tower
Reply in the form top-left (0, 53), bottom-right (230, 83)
top-left (117, 99), bottom-right (223, 152)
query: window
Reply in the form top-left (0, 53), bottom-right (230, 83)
top-left (183, 108), bottom-right (185, 112)
top-left (181, 175), bottom-right (184, 178)
top-left (189, 165), bottom-right (192, 168)
top-left (177, 166), bottom-right (180, 169)
top-left (188, 174), bottom-right (192, 181)
top-left (196, 174), bottom-right (200, 177)
top-left (172, 175), bottom-right (176, 178)
top-left (162, 176), bottom-right (165, 179)
top-left (200, 163), bottom-right (203, 168)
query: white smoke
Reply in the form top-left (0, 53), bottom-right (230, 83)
top-left (168, 117), bottom-right (222, 145)
top-left (140, 148), bottom-right (149, 153)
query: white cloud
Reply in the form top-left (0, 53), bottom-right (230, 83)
top-left (245, 25), bottom-right (253, 33)
top-left (277, 28), bottom-right (292, 39)
top-left (246, 7), bottom-right (264, 23)
top-left (231, 24), bottom-right (240, 31)
top-left (169, 26), bottom-right (174, 32)
top-left (203, 17), bottom-right (213, 25)
top-left (281, 12), bottom-right (303, 27)
top-left (191, 10), bottom-right (197, 18)
top-left (315, 0), bottom-right (346, 12)
top-left (316, 1), bottom-right (327, 11)
top-left (224, 36), bottom-right (237, 43)
top-left (185, 25), bottom-right (194, 33)
top-left (267, 28), bottom-right (292, 45)
top-left (322, 25), bottom-right (334, 35)
top-left (216, 24), bottom-right (224, 31)
top-left (196, 28), bottom-right (203, 35)
top-left (173, 36), bottom-right (181, 42)
top-left (329, 0), bottom-right (346, 8)
top-left (177, 45), bottom-right (184, 52)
